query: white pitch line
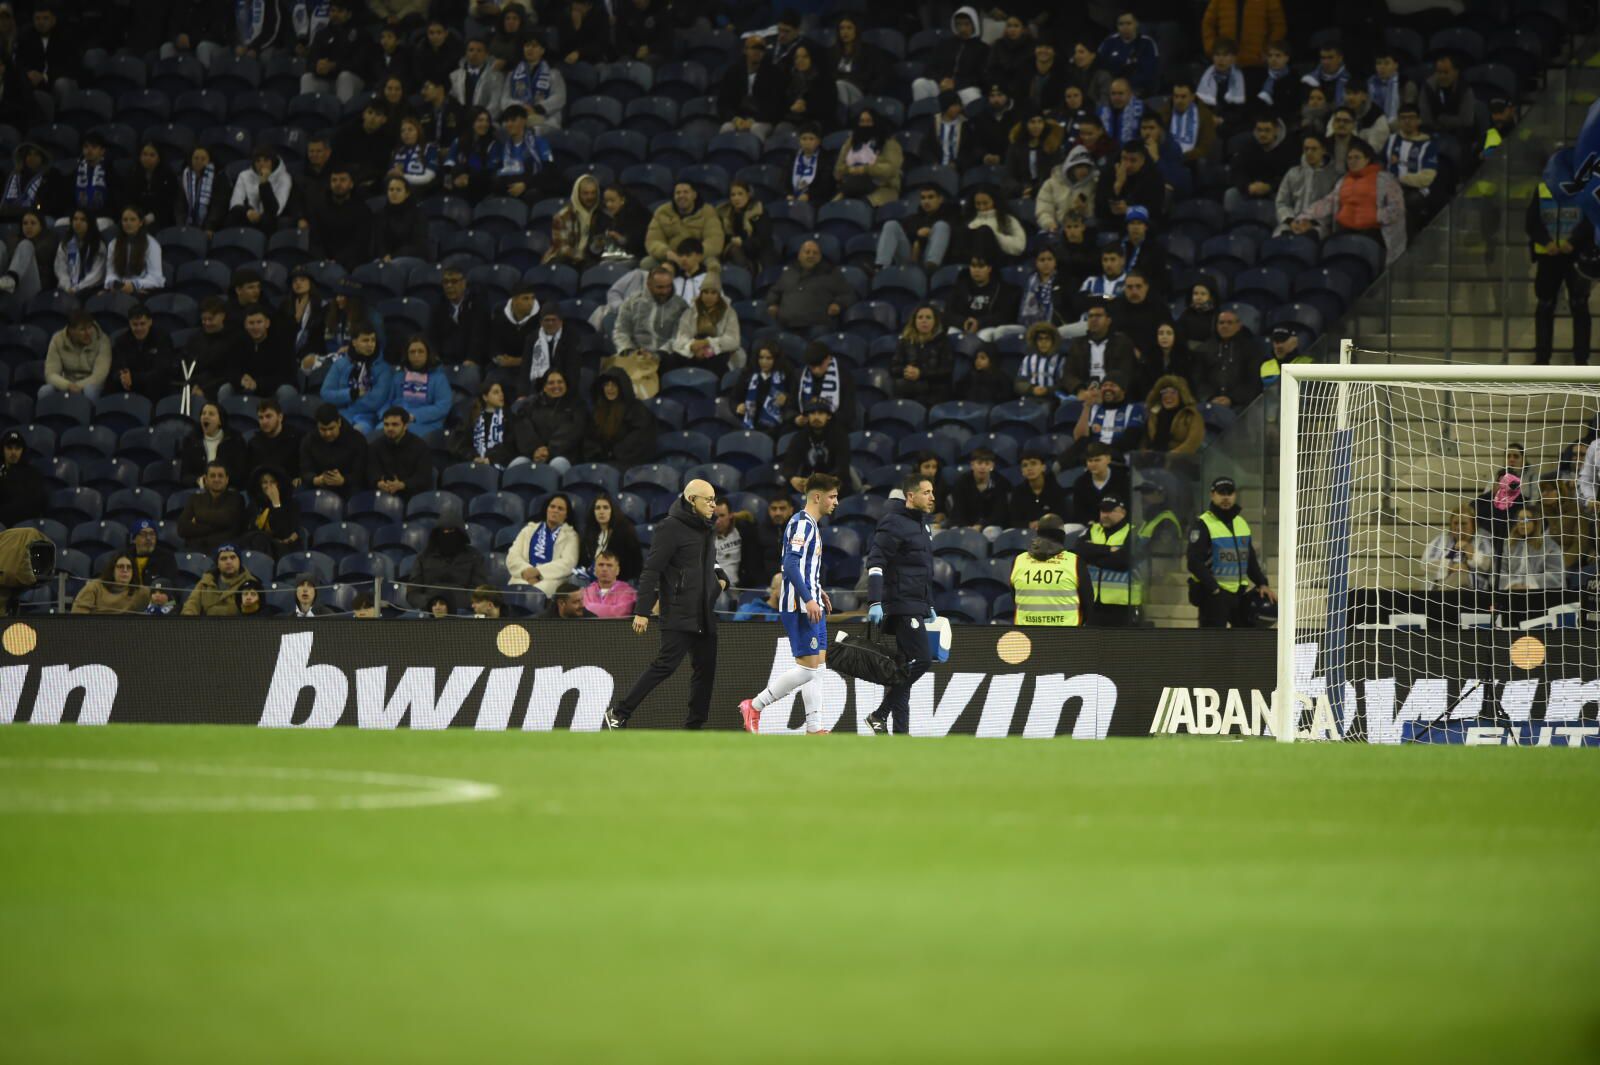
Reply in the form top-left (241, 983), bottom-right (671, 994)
top-left (0, 758), bottom-right (500, 814)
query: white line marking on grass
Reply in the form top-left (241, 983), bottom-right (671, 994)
top-left (0, 758), bottom-right (500, 814)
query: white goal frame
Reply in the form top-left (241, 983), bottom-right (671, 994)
top-left (1275, 356), bottom-right (1600, 743)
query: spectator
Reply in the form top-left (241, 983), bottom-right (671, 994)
top-left (1145, 322), bottom-right (1195, 395)
top-left (0, 429), bottom-right (45, 525)
top-left (387, 338), bottom-right (451, 438)
top-left (1201, 0), bottom-right (1286, 69)
top-left (1141, 374), bottom-right (1206, 456)
top-left (645, 182), bottom-right (725, 274)
top-left (308, 166), bottom-right (375, 270)
top-left (321, 325), bottom-right (392, 433)
top-left (1197, 40), bottom-right (1248, 133)
top-left (523, 369), bottom-right (588, 468)
top-left (127, 518), bottom-right (177, 586)
top-left (1036, 149), bottom-right (1099, 233)
top-left (449, 36), bottom-right (503, 109)
top-left (1527, 176), bottom-right (1593, 369)
top-left (974, 84), bottom-right (1021, 165)
top-left (1368, 49), bottom-right (1416, 123)
top-left (333, 102), bottom-right (394, 193)
top-left (1276, 134), bottom-right (1338, 236)
top-left (755, 492), bottom-right (795, 576)
top-left (717, 33), bottom-right (784, 139)
top-left (139, 576), bottom-right (177, 617)
top-left (1097, 12), bottom-right (1161, 97)
top-left (454, 378), bottom-right (518, 467)
top-left (350, 592), bottom-right (380, 618)
top-left (443, 108), bottom-right (498, 202)
top-left (582, 368), bottom-right (655, 467)
top-left (370, 23), bottom-right (415, 87)
top-left (1096, 140), bottom-right (1164, 223)
top-left (278, 269), bottom-right (325, 364)
top-left (829, 14), bottom-right (889, 104)
top-left (914, 6), bottom-right (989, 103)
top-left (734, 573), bottom-right (785, 621)
top-left (418, 77), bottom-right (469, 150)
top-left (227, 149), bottom-right (301, 233)
top-left (369, 407), bottom-right (436, 501)
top-left (302, 280), bottom-right (382, 382)
top-left (712, 497), bottom-right (766, 590)
top-left (794, 343), bottom-right (857, 427)
top-left (1323, 107), bottom-right (1367, 172)
top-left (613, 266), bottom-right (688, 371)
top-left (103, 208), bottom-right (163, 295)
top-left (1164, 81), bottom-right (1218, 164)
top-left (1383, 103), bottom-right (1441, 232)
top-left (1075, 114), bottom-right (1119, 172)
top-left (875, 184), bottom-right (958, 272)
top-left (427, 268), bottom-right (490, 368)
top-left (490, 104), bottom-right (559, 204)
top-left (245, 398), bottom-right (302, 482)
top-left (1419, 54), bottom-right (1478, 137)
top-left (178, 401), bottom-right (247, 486)
top-left (1016, 322), bottom-right (1066, 403)
top-left (719, 180), bottom-right (773, 273)
top-left (578, 492), bottom-right (643, 582)
top-left (729, 341), bottom-right (793, 435)
top-left (1109, 267), bottom-right (1163, 357)
top-left (1, 208), bottom-right (51, 300)
top-left (779, 44), bottom-right (835, 132)
top-left (1499, 504), bottom-right (1565, 610)
top-left (1005, 110), bottom-right (1065, 197)
top-left (1226, 115), bottom-right (1295, 213)
top-left (927, 91), bottom-right (979, 172)
top-left (1301, 43), bottom-right (1351, 107)
top-left (1138, 113), bottom-right (1193, 200)
top-left (1195, 308), bottom-right (1264, 408)
top-left (228, 304), bottom-right (294, 399)
top-left (70, 132), bottom-right (113, 224)
top-left (1098, 78), bottom-right (1144, 146)
top-left (43, 310), bottom-right (111, 401)
top-left (288, 577), bottom-right (336, 618)
top-left (1018, 246), bottom-right (1071, 328)
top-left (965, 347), bottom-right (1014, 405)
top-left (960, 188), bottom-right (1028, 264)
top-left (1007, 448), bottom-right (1071, 530)
top-left (554, 0), bottom-right (608, 65)
top-left (1070, 442), bottom-right (1132, 524)
top-left (1078, 245), bottom-right (1129, 306)
top-left (783, 407), bottom-right (853, 494)
top-left (109, 304), bottom-right (175, 402)
top-left (410, 506), bottom-right (490, 612)
top-left (1188, 476), bottom-right (1273, 627)
top-left (669, 277), bottom-right (741, 380)
top-left (241, 464), bottom-right (301, 560)
top-left (501, 33), bottom-right (564, 128)
top-left (1256, 40), bottom-right (1302, 121)
top-left (767, 240), bottom-right (855, 332)
top-left (833, 110), bottom-right (903, 206)
top-left (488, 282), bottom-right (542, 379)
top-left (1293, 138), bottom-right (1407, 264)
top-left (1338, 83), bottom-right (1392, 153)
top-left (1179, 280), bottom-right (1220, 347)
top-left (1303, 88), bottom-right (1333, 138)
top-left (1070, 375), bottom-right (1146, 460)
top-left (1537, 479), bottom-right (1593, 569)
top-left (662, 238), bottom-right (710, 304)
top-left (1122, 207), bottom-right (1168, 289)
top-left (1421, 502), bottom-right (1494, 590)
top-left (178, 462), bottom-right (247, 552)
top-left (949, 447), bottom-right (1009, 531)
top-left (542, 582), bottom-right (591, 619)
top-left (948, 255), bottom-right (1022, 340)
top-left (0, 142), bottom-right (61, 223)
top-left (545, 175), bottom-right (601, 268)
top-left (889, 304), bottom-right (954, 404)
top-left (1018, 40), bottom-right (1070, 112)
top-left (509, 492), bottom-right (580, 595)
top-left (182, 298), bottom-right (232, 400)
top-left (580, 551), bottom-right (637, 618)
top-left (301, 0), bottom-right (367, 101)
top-left (181, 544), bottom-right (259, 617)
top-left (486, 4), bottom-right (530, 67)
top-left (70, 554), bottom-right (149, 616)
top-left (519, 306), bottom-right (583, 400)
top-left (370, 176), bottom-right (429, 263)
top-left (301, 404), bottom-right (370, 498)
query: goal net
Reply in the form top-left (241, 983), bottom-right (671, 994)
top-left (1276, 358), bottom-right (1600, 744)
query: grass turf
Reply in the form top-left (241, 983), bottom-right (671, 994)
top-left (0, 725), bottom-right (1597, 1064)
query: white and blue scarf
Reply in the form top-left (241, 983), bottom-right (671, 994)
top-left (292, 0), bottom-right (330, 43)
top-left (493, 132), bottom-right (552, 177)
top-left (62, 236), bottom-right (98, 288)
top-left (1198, 65), bottom-right (1246, 108)
top-left (743, 368), bottom-right (785, 429)
top-left (1, 167), bottom-right (43, 208)
top-left (1369, 73), bottom-right (1401, 121)
top-left (1169, 104), bottom-right (1199, 153)
top-left (937, 116), bottom-right (965, 166)
top-left (75, 159), bottom-right (108, 212)
top-left (1021, 271), bottom-right (1055, 325)
top-left (236, 0), bottom-right (267, 44)
top-left (528, 521), bottom-right (559, 566)
top-left (1257, 66), bottom-right (1290, 106)
top-left (801, 359), bottom-right (839, 415)
top-left (791, 149), bottom-right (818, 193)
top-left (473, 409), bottom-right (505, 459)
top-left (508, 59), bottom-right (552, 108)
top-left (391, 143), bottom-right (438, 181)
top-left (182, 165), bottom-right (216, 226)
top-left (1098, 98), bottom-right (1144, 144)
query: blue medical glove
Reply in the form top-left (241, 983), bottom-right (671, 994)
top-left (926, 607), bottom-right (938, 624)
top-left (866, 603), bottom-right (884, 624)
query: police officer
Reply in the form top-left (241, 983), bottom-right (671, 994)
top-left (1077, 496), bottom-right (1137, 626)
top-left (1527, 173), bottom-right (1593, 366)
top-left (1008, 513), bottom-right (1093, 627)
top-left (863, 473), bottom-right (937, 736)
top-left (1188, 476), bottom-right (1275, 628)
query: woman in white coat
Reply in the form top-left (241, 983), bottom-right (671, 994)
top-left (507, 491), bottom-right (580, 596)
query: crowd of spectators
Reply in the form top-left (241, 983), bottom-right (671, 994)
top-left (0, 0), bottom-right (1557, 620)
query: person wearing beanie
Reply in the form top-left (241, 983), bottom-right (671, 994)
top-left (1009, 513), bottom-right (1094, 627)
top-left (0, 428), bottom-right (46, 525)
top-left (127, 517), bottom-right (178, 586)
top-left (144, 577), bottom-right (179, 617)
top-left (181, 543), bottom-right (261, 617)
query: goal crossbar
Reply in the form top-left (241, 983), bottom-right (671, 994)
top-left (1275, 358), bottom-right (1600, 743)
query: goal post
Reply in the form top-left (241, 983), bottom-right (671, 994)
top-left (1275, 358), bottom-right (1600, 743)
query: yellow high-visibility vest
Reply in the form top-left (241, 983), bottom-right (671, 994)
top-left (1010, 550), bottom-right (1081, 626)
top-left (1088, 523), bottom-right (1141, 606)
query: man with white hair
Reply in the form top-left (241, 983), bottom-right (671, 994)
top-left (605, 479), bottom-right (731, 729)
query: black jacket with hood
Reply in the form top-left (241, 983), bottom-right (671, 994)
top-left (633, 495), bottom-right (730, 634)
top-left (581, 368), bottom-right (656, 468)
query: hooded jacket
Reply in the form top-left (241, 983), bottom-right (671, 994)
top-left (409, 517), bottom-right (490, 612)
top-left (1036, 145), bottom-right (1100, 230)
top-left (44, 320), bottom-right (112, 393)
top-left (0, 449), bottom-right (47, 526)
top-left (633, 495), bottom-right (730, 633)
top-left (385, 348), bottom-right (452, 438)
top-left (928, 7), bottom-right (989, 91)
top-left (1143, 374), bottom-right (1205, 454)
top-left (321, 348), bottom-right (395, 430)
top-left (181, 564), bottom-right (260, 617)
top-left (645, 199), bottom-right (726, 268)
top-left (227, 157), bottom-right (300, 229)
top-left (1275, 152), bottom-right (1339, 235)
top-left (547, 175), bottom-right (599, 265)
top-left (612, 285), bottom-right (689, 354)
top-left (582, 368), bottom-right (656, 468)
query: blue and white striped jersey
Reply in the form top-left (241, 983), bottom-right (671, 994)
top-left (780, 510), bottom-right (824, 613)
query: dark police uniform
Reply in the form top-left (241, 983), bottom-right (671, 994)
top-left (1187, 500), bottom-right (1268, 628)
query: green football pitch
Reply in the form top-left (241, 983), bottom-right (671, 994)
top-left (1, 725), bottom-right (1596, 1065)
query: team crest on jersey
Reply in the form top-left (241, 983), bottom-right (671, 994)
top-left (809, 637), bottom-right (817, 649)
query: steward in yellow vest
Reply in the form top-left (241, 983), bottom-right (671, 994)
top-left (1186, 476), bottom-right (1274, 628)
top-left (1009, 514), bottom-right (1093, 627)
top-left (1075, 495), bottom-right (1139, 626)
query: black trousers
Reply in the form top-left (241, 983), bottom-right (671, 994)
top-left (1092, 604), bottom-right (1136, 627)
top-left (1534, 255), bottom-right (1592, 365)
top-left (875, 614), bottom-right (931, 735)
top-left (618, 628), bottom-right (718, 728)
top-left (1196, 588), bottom-right (1255, 628)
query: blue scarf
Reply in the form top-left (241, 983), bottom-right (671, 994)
top-left (292, 0), bottom-right (330, 42)
top-left (1, 167), bottom-right (43, 207)
top-left (63, 236), bottom-right (97, 288)
top-left (1258, 66), bottom-right (1289, 106)
top-left (528, 521), bottom-right (558, 566)
top-left (1198, 66), bottom-right (1245, 107)
top-left (236, 0), bottom-right (266, 43)
top-left (743, 368), bottom-right (785, 429)
top-left (938, 116), bottom-right (964, 165)
top-left (508, 59), bottom-right (552, 107)
top-left (493, 132), bottom-right (551, 177)
top-left (791, 149), bottom-right (818, 192)
top-left (391, 143), bottom-right (438, 180)
top-left (75, 159), bottom-right (108, 211)
top-left (801, 359), bottom-right (839, 414)
top-left (1098, 98), bottom-right (1143, 144)
top-left (1169, 104), bottom-right (1199, 152)
top-left (1021, 271), bottom-right (1054, 324)
top-left (1369, 73), bottom-right (1400, 121)
top-left (473, 409), bottom-right (504, 459)
top-left (183, 165), bottom-right (215, 226)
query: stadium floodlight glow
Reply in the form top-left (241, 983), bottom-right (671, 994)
top-left (1275, 348), bottom-right (1600, 743)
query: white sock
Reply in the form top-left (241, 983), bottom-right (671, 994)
top-left (753, 664), bottom-right (819, 712)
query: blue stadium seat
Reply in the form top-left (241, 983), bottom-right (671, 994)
top-left (622, 464), bottom-right (681, 509)
top-left (276, 550), bottom-right (335, 585)
top-left (58, 425), bottom-right (118, 462)
top-left (467, 493), bottom-right (525, 533)
top-left (70, 519), bottom-right (128, 557)
top-left (706, 131), bottom-right (760, 173)
top-left (960, 557), bottom-right (1014, 598)
top-left (79, 457), bottom-right (140, 496)
top-left (310, 523), bottom-right (370, 562)
top-left (440, 462), bottom-right (500, 497)
top-left (1231, 267), bottom-right (1291, 312)
top-left (562, 463), bottom-right (622, 495)
top-left (867, 399), bottom-right (928, 435)
top-left (990, 528), bottom-right (1032, 560)
top-left (502, 464), bottom-right (563, 504)
top-left (986, 400), bottom-right (1048, 438)
top-left (933, 589), bottom-right (988, 624)
top-left (821, 526), bottom-right (863, 583)
top-left (656, 430), bottom-right (713, 467)
top-left (346, 491), bottom-right (406, 534)
top-left (683, 462), bottom-right (741, 493)
top-left (932, 528), bottom-right (989, 563)
top-left (714, 431), bottom-right (775, 472)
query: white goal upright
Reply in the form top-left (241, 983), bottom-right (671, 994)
top-left (1276, 356), bottom-right (1600, 743)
